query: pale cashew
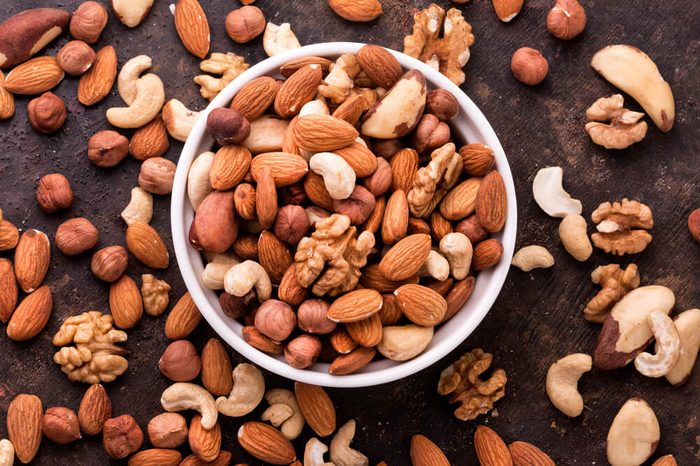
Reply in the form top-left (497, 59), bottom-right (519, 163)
top-left (161, 382), bottom-right (218, 430)
top-left (309, 152), bottom-right (356, 200)
top-left (634, 311), bottom-right (680, 378)
top-left (216, 363), bottom-right (265, 417)
top-left (243, 115), bottom-right (288, 154)
top-left (299, 98), bottom-right (330, 117)
top-left (261, 403), bottom-right (293, 427)
top-left (223, 260), bottom-right (272, 302)
top-left (187, 151), bottom-right (214, 211)
top-left (0, 439), bottom-right (14, 466)
top-left (162, 99), bottom-right (200, 142)
top-left (665, 308), bottom-right (700, 385)
top-left (439, 232), bottom-right (472, 280)
top-left (511, 245), bottom-right (555, 272)
top-left (545, 353), bottom-right (592, 417)
top-left (559, 214), bottom-right (592, 261)
top-left (202, 252), bottom-right (240, 290)
top-left (264, 389), bottom-right (305, 440)
top-left (106, 74), bottom-right (165, 129)
top-left (121, 187), bottom-right (153, 225)
top-left (532, 167), bottom-right (583, 218)
top-left (419, 250), bottom-right (450, 281)
top-left (330, 420), bottom-right (368, 466)
top-left (305, 437), bottom-right (334, 466)
top-left (118, 55), bottom-right (152, 105)
top-left (378, 325), bottom-right (434, 361)
top-left (263, 22), bottom-right (301, 57)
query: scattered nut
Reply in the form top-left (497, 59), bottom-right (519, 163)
top-left (70, 1), bottom-right (108, 43)
top-left (545, 353), bottom-right (592, 417)
top-left (558, 214), bottom-right (592, 261)
top-left (103, 415), bottom-right (143, 459)
top-left (106, 73), bottom-right (165, 129)
top-left (688, 208), bottom-right (700, 243)
top-left (226, 6), bottom-right (266, 43)
top-left (665, 308), bottom-right (700, 385)
top-left (195, 52), bottom-right (249, 101)
top-left (532, 166), bottom-right (582, 218)
top-left (159, 340), bottom-right (202, 382)
top-left (591, 198), bottom-right (653, 255)
top-left (87, 130), bottom-right (129, 168)
top-left (606, 399), bottom-right (660, 466)
top-left (634, 311), bottom-right (680, 378)
top-left (583, 263), bottom-right (640, 323)
top-left (162, 99), bottom-right (200, 142)
top-left (138, 157), bottom-right (176, 195)
top-left (547, 0), bottom-right (586, 40)
top-left (43, 407), bottom-right (81, 444)
top-left (111, 0), bottom-right (154, 28)
top-left (36, 173), bottom-right (73, 213)
top-left (585, 94), bottom-right (648, 149)
top-left (91, 245), bottom-right (128, 282)
top-left (78, 384), bottom-right (112, 435)
top-left (116, 55), bottom-right (152, 105)
top-left (27, 92), bottom-right (66, 133)
top-left (161, 383), bottom-right (218, 430)
top-left (147, 413), bottom-right (188, 449)
top-left (330, 420), bottom-right (368, 466)
top-left (55, 217), bottom-right (99, 256)
top-left (56, 40), bottom-right (95, 75)
top-left (141, 274), bottom-right (171, 316)
top-left (511, 47), bottom-right (548, 85)
top-left (121, 187), bottom-right (153, 226)
top-left (511, 245), bottom-right (554, 272)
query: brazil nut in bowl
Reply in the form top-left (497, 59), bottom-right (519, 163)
top-left (171, 42), bottom-right (517, 388)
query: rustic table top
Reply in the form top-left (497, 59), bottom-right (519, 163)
top-left (1, 0), bottom-right (698, 464)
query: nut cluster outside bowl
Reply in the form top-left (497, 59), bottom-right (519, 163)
top-left (171, 42), bottom-right (517, 388)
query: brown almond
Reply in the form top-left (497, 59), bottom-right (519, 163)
top-left (14, 228), bottom-right (50, 292)
top-left (378, 233), bottom-right (432, 281)
top-left (357, 44), bottom-right (402, 88)
top-left (295, 382), bottom-right (337, 437)
top-left (459, 144), bottom-right (495, 176)
top-left (508, 441), bottom-right (555, 466)
top-left (7, 394), bottom-right (43, 463)
top-left (327, 289), bottom-right (383, 323)
top-left (0, 258), bottom-right (18, 323)
top-left (0, 70), bottom-right (16, 119)
top-left (474, 425), bottom-right (514, 466)
top-left (426, 278), bottom-right (454, 297)
top-left (4, 56), bottom-right (64, 94)
top-left (651, 455), bottom-right (678, 466)
top-left (411, 434), bottom-right (450, 466)
top-left (394, 284), bottom-right (447, 326)
top-left (255, 168), bottom-right (278, 229)
top-left (440, 177), bottom-right (482, 221)
top-left (128, 448), bottom-right (182, 466)
top-left (210, 145), bottom-right (251, 190)
top-left (329, 347), bottom-right (376, 375)
top-left (363, 194), bottom-right (386, 234)
top-left (78, 384), bottom-right (112, 435)
top-left (257, 231), bottom-right (292, 283)
top-left (234, 184), bottom-right (256, 221)
top-left (165, 292), bottom-right (202, 339)
top-left (180, 451), bottom-right (232, 466)
top-left (346, 313), bottom-right (383, 347)
top-left (332, 93), bottom-right (367, 126)
top-left (475, 171), bottom-right (507, 233)
top-left (278, 263), bottom-right (309, 306)
top-left (334, 141), bottom-right (378, 178)
top-left (364, 158), bottom-right (393, 197)
top-left (328, 0), bottom-right (383, 22)
top-left (390, 148), bottom-right (419, 193)
top-left (109, 275), bottom-right (144, 329)
top-left (304, 171), bottom-right (334, 211)
top-left (443, 277), bottom-right (476, 322)
top-left (250, 152), bottom-right (309, 187)
top-left (293, 114), bottom-right (359, 152)
top-left (492, 0), bottom-right (525, 22)
top-left (359, 263), bottom-right (419, 293)
top-left (274, 64), bottom-right (323, 118)
top-left (329, 326), bottom-right (357, 354)
top-left (237, 422), bottom-right (296, 465)
top-left (473, 238), bottom-right (504, 271)
top-left (78, 45), bottom-right (117, 106)
top-left (382, 189), bottom-right (409, 244)
top-left (429, 212), bottom-right (453, 241)
top-left (174, 0), bottom-right (211, 58)
top-left (231, 76), bottom-right (280, 120)
top-left (242, 326), bottom-right (284, 354)
top-left (189, 416), bottom-right (221, 462)
top-left (125, 222), bottom-right (169, 269)
top-left (130, 115), bottom-right (170, 160)
top-left (7, 285), bottom-right (52, 341)
top-left (280, 56), bottom-right (332, 77)
top-left (201, 338), bottom-right (234, 396)
top-left (0, 219), bottom-right (20, 250)
top-left (379, 294), bottom-right (402, 325)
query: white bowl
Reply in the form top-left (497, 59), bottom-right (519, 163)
top-left (171, 42), bottom-right (517, 388)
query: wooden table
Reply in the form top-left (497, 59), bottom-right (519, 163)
top-left (1, 0), bottom-right (698, 464)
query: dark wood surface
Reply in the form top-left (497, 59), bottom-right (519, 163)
top-left (1, 0), bottom-right (699, 464)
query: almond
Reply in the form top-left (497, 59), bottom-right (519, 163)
top-left (234, 184), bottom-right (256, 221)
top-left (378, 233), bottom-right (432, 281)
top-left (174, 0), bottom-right (210, 58)
top-left (329, 347), bottom-right (376, 375)
top-left (201, 338), bottom-right (233, 396)
top-left (78, 45), bottom-right (117, 106)
top-left (280, 56), bottom-right (332, 78)
top-left (210, 145), bottom-right (251, 190)
top-left (334, 141), bottom-right (378, 177)
top-left (394, 284), bottom-right (446, 326)
top-left (473, 238), bottom-right (504, 271)
top-left (474, 425), bottom-right (514, 466)
top-left (382, 189), bottom-right (409, 244)
top-left (330, 326), bottom-right (357, 354)
top-left (278, 263), bottom-right (309, 306)
top-left (4, 56), bottom-right (64, 94)
top-left (0, 70), bottom-right (15, 119)
top-left (242, 326), bottom-right (284, 354)
top-left (346, 313), bottom-right (383, 347)
top-left (0, 219), bottom-right (19, 250)
top-left (440, 177), bottom-right (481, 221)
top-left (508, 441), bottom-right (555, 466)
top-left (443, 277), bottom-right (475, 322)
top-left (492, 0), bottom-right (525, 22)
top-left (130, 115), bottom-right (170, 160)
top-left (359, 263), bottom-right (418, 293)
top-left (390, 148), bottom-right (419, 192)
top-left (304, 171), bottom-right (334, 211)
top-left (192, 191), bottom-right (239, 253)
top-left (255, 168), bottom-right (278, 229)
top-left (357, 44), bottom-right (402, 88)
top-left (78, 384), bottom-right (112, 435)
top-left (165, 292), bottom-right (202, 339)
top-left (180, 451), bottom-right (232, 466)
top-left (128, 448), bottom-right (182, 466)
top-left (426, 278), bottom-right (453, 297)
top-left (7, 285), bottom-right (52, 341)
top-left (430, 212), bottom-right (452, 241)
top-left (411, 434), bottom-right (450, 466)
top-left (293, 114), bottom-right (359, 152)
top-left (109, 275), bottom-right (144, 329)
top-left (364, 195), bottom-right (386, 234)
top-left (0, 258), bottom-right (18, 323)
top-left (295, 382), bottom-right (337, 437)
top-left (250, 152), bottom-right (309, 187)
top-left (651, 455), bottom-right (678, 466)
top-left (188, 416), bottom-right (220, 462)
top-left (379, 293), bottom-right (402, 325)
top-left (332, 93), bottom-right (367, 126)
top-left (475, 170), bottom-right (507, 233)
top-left (327, 289), bottom-right (383, 323)
top-left (274, 64), bottom-right (323, 118)
top-left (14, 228), bottom-right (50, 292)
top-left (7, 394), bottom-right (43, 463)
top-left (459, 144), bottom-right (495, 176)
top-left (231, 76), bottom-right (280, 120)
top-left (125, 222), bottom-right (169, 269)
top-left (328, 0), bottom-right (383, 22)
top-left (237, 422), bottom-right (296, 465)
top-left (257, 231), bottom-right (292, 283)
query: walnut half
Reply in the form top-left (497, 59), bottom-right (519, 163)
top-left (591, 198), bottom-right (653, 255)
top-left (583, 263), bottom-right (640, 323)
top-left (585, 94), bottom-right (647, 149)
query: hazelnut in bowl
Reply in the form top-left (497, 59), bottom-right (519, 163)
top-left (171, 42), bottom-right (517, 387)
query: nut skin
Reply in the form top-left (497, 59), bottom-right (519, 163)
top-left (279, 183), bottom-right (307, 206)
top-left (426, 89), bottom-right (459, 121)
top-left (27, 92), bottom-right (67, 133)
top-left (689, 208), bottom-right (700, 243)
top-left (55, 217), bottom-right (99, 255)
top-left (70, 1), bottom-right (108, 43)
top-left (547, 0), bottom-right (586, 40)
top-left (284, 334), bottom-right (322, 369)
top-left (206, 108), bottom-right (251, 145)
top-left (88, 130), bottom-right (129, 168)
top-left (413, 114), bottom-right (451, 153)
top-left (147, 413), bottom-right (188, 449)
top-left (254, 299), bottom-right (296, 341)
top-left (138, 157), bottom-right (177, 195)
top-left (372, 138), bottom-right (403, 159)
top-left (91, 245), bottom-right (128, 282)
top-left (225, 6), bottom-right (266, 43)
top-left (43, 407), bottom-right (81, 444)
top-left (455, 215), bottom-right (488, 245)
top-left (220, 291), bottom-right (256, 319)
top-left (332, 185), bottom-right (376, 225)
top-left (36, 173), bottom-right (73, 212)
top-left (102, 415), bottom-right (143, 459)
top-left (273, 205), bottom-right (310, 245)
top-left (511, 47), bottom-right (549, 85)
top-left (158, 340), bottom-right (202, 382)
top-left (297, 299), bottom-right (336, 335)
top-left (56, 40), bottom-right (95, 75)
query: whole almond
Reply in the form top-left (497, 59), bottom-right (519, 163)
top-left (192, 191), bottom-right (238, 253)
top-left (508, 441), bottom-right (555, 466)
top-left (4, 56), bottom-right (64, 94)
top-left (459, 144), bottom-right (495, 176)
top-left (295, 382), bottom-right (336, 437)
top-left (210, 145), bottom-right (251, 190)
top-left (0, 219), bottom-right (19, 251)
top-left (237, 422), bottom-right (296, 465)
top-left (250, 152), bottom-right (309, 187)
top-left (474, 425), bottom-right (513, 466)
top-left (390, 148), bottom-right (419, 192)
top-left (293, 114), bottom-right (359, 152)
top-left (0, 259), bottom-right (18, 323)
top-left (382, 189), bottom-right (409, 244)
top-left (379, 293), bottom-right (402, 325)
top-left (0, 70), bottom-right (15, 119)
top-left (14, 229), bottom-right (50, 292)
top-left (473, 239), bottom-right (504, 271)
top-left (55, 217), bottom-right (99, 255)
top-left (180, 451), bottom-right (232, 466)
top-left (274, 64), bottom-right (323, 118)
top-left (234, 184), bottom-right (256, 221)
top-left (327, 289), bottom-right (383, 323)
top-left (330, 326), bottom-right (357, 354)
top-left (233, 234), bottom-right (259, 261)
top-left (430, 212), bottom-right (453, 241)
top-left (492, 0), bottom-right (524, 22)
top-left (174, 0), bottom-right (210, 58)
top-left (125, 222), bottom-right (169, 269)
top-left (651, 455), bottom-right (678, 466)
top-left (304, 171), bottom-right (334, 211)
top-left (394, 284), bottom-right (447, 326)
top-left (332, 93), bottom-right (367, 126)
top-left (165, 292), bottom-right (202, 339)
top-left (475, 171), bottom-right (507, 233)
top-left (334, 141), bottom-right (378, 178)
top-left (440, 177), bottom-right (482, 221)
top-left (201, 338), bottom-right (233, 396)
top-left (364, 195), bottom-right (386, 234)
top-left (189, 416), bottom-right (221, 462)
top-left (278, 263), bottom-right (309, 306)
top-left (109, 275), bottom-right (144, 329)
top-left (130, 115), bottom-right (170, 160)
top-left (280, 56), bottom-right (332, 77)
top-left (255, 168), bottom-right (278, 229)
top-left (128, 448), bottom-right (182, 466)
top-left (359, 263), bottom-right (418, 293)
top-left (242, 326), bottom-right (284, 354)
top-left (7, 394), bottom-right (43, 463)
top-left (78, 45), bottom-right (117, 106)
top-left (357, 44), bottom-right (402, 88)
top-left (379, 233), bottom-right (432, 281)
top-left (78, 384), bottom-right (112, 435)
top-left (443, 277), bottom-right (475, 322)
top-left (426, 278), bottom-right (453, 297)
top-left (7, 285), bottom-right (52, 341)
top-left (159, 340), bottom-right (201, 382)
top-left (346, 313), bottom-right (383, 347)
top-left (257, 231), bottom-right (292, 283)
top-left (411, 434), bottom-right (450, 466)
top-left (329, 347), bottom-right (376, 375)
top-left (364, 157), bottom-right (393, 196)
top-left (42, 407), bottom-right (81, 444)
top-left (231, 76), bottom-right (280, 120)
top-left (328, 0), bottom-right (383, 22)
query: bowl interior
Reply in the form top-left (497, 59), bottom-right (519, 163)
top-left (171, 42), bottom-right (517, 387)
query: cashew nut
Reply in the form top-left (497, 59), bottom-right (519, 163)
top-left (558, 214), bottom-right (592, 261)
top-left (244, 115), bottom-right (289, 154)
top-left (634, 311), bottom-right (680, 378)
top-left (264, 389), bottom-right (305, 440)
top-left (532, 167), bottom-right (583, 218)
top-left (309, 152), bottom-right (356, 200)
top-left (511, 245), bottom-right (555, 272)
top-left (378, 325), bottom-right (434, 361)
top-left (261, 403), bottom-right (294, 427)
top-left (419, 250), bottom-right (450, 281)
top-left (202, 252), bottom-right (240, 290)
top-left (439, 232), bottom-right (472, 280)
top-left (121, 187), bottom-right (153, 226)
top-left (118, 55), bottom-right (152, 105)
top-left (0, 439), bottom-right (14, 466)
top-left (299, 98), bottom-right (330, 117)
top-left (223, 260), bottom-right (272, 302)
top-left (665, 308), bottom-right (700, 385)
top-left (304, 437), bottom-right (334, 466)
top-left (216, 363), bottom-right (265, 417)
top-left (545, 353), bottom-right (592, 417)
top-left (106, 74), bottom-right (165, 129)
top-left (161, 382), bottom-right (218, 430)
top-left (187, 151), bottom-right (214, 211)
top-left (162, 99), bottom-right (200, 142)
top-left (330, 420), bottom-right (368, 466)
top-left (263, 22), bottom-right (301, 57)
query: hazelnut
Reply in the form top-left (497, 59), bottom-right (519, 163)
top-left (234, 183), bottom-right (256, 220)
top-left (689, 208), bottom-right (700, 243)
top-left (274, 205), bottom-right (310, 245)
top-left (27, 92), bottom-right (67, 134)
top-left (284, 334), bottom-right (322, 369)
top-left (102, 415), bottom-right (143, 459)
top-left (297, 299), bottom-right (336, 335)
top-left (88, 130), bottom-right (129, 168)
top-left (158, 340), bottom-right (201, 382)
top-left (363, 157), bottom-right (393, 197)
top-left (138, 157), bottom-right (177, 195)
top-left (332, 186), bottom-right (376, 225)
top-left (70, 1), bottom-right (109, 43)
top-left (254, 299), bottom-right (296, 341)
top-left (547, 0), bottom-right (586, 40)
top-left (511, 47), bottom-right (549, 86)
top-left (455, 215), bottom-right (488, 245)
top-left (407, 217), bottom-right (431, 235)
top-left (36, 173), bottom-right (73, 213)
top-left (371, 138), bottom-right (403, 159)
top-left (43, 407), bottom-right (81, 444)
top-left (225, 6), bottom-right (266, 43)
top-left (279, 183), bottom-right (307, 206)
top-left (55, 217), bottom-right (99, 255)
top-left (232, 235), bottom-right (259, 261)
top-left (91, 245), bottom-right (128, 282)
top-left (206, 108), bottom-right (251, 145)
top-left (56, 40), bottom-right (96, 75)
top-left (413, 114), bottom-right (451, 153)
top-left (426, 89), bottom-right (459, 121)
top-left (147, 413), bottom-right (188, 449)
top-left (219, 291), bottom-right (256, 319)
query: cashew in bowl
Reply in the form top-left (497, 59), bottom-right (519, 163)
top-left (162, 99), bottom-right (200, 142)
top-left (117, 55), bottom-right (152, 105)
top-left (309, 152), bottom-right (356, 200)
top-left (511, 245), bottom-right (554, 272)
top-left (634, 311), bottom-right (680, 378)
top-left (330, 420), bottom-right (368, 466)
top-left (187, 151), bottom-right (214, 211)
top-left (263, 389), bottom-right (305, 440)
top-left (419, 250), bottom-right (450, 281)
top-left (121, 187), bottom-right (153, 225)
top-left (304, 437), bottom-right (333, 466)
top-left (202, 252), bottom-right (240, 290)
top-left (439, 232), bottom-right (472, 280)
top-left (161, 382), bottom-right (218, 430)
top-left (216, 363), bottom-right (265, 417)
top-left (224, 260), bottom-right (271, 302)
top-left (263, 22), bottom-right (301, 57)
top-left (558, 214), bottom-right (592, 261)
top-left (378, 325), bottom-right (434, 361)
top-left (665, 308), bottom-right (700, 385)
top-left (545, 353), bottom-right (592, 417)
top-left (532, 166), bottom-right (582, 218)
top-left (106, 74), bottom-right (165, 128)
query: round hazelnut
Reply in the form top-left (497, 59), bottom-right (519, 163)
top-left (158, 340), bottom-right (201, 382)
top-left (91, 245), bottom-right (128, 282)
top-left (43, 407), bottom-right (81, 444)
top-left (274, 205), bottom-right (310, 245)
top-left (36, 173), bottom-right (73, 213)
top-left (27, 92), bottom-right (67, 134)
top-left (206, 108), bottom-right (251, 145)
top-left (511, 47), bottom-right (549, 86)
top-left (70, 1), bottom-right (109, 43)
top-left (284, 334), bottom-right (322, 369)
top-left (371, 138), bottom-right (403, 159)
top-left (426, 89), bottom-right (459, 121)
top-left (220, 291), bottom-right (256, 319)
top-left (413, 114), bottom-right (451, 153)
top-left (147, 413), bottom-right (188, 449)
top-left (547, 0), bottom-right (586, 40)
top-left (138, 157), bottom-right (176, 195)
top-left (102, 415), bottom-right (143, 459)
top-left (363, 158), bottom-right (393, 197)
top-left (279, 183), bottom-right (307, 206)
top-left (225, 6), bottom-right (266, 43)
top-left (56, 217), bottom-right (99, 255)
top-left (88, 130), bottom-right (129, 168)
top-left (455, 215), bottom-right (488, 245)
top-left (297, 299), bottom-right (336, 335)
top-left (332, 186), bottom-right (376, 225)
top-left (254, 299), bottom-right (296, 341)
top-left (57, 40), bottom-right (96, 76)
